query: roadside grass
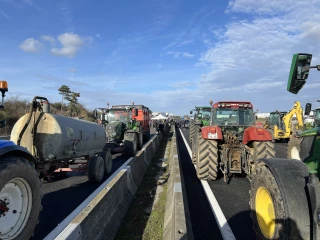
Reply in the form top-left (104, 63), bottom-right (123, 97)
top-left (115, 131), bottom-right (172, 240)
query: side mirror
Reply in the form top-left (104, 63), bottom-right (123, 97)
top-left (287, 53), bottom-right (312, 94)
top-left (93, 109), bottom-right (98, 118)
top-left (190, 110), bottom-right (193, 114)
top-left (305, 103), bottom-right (312, 116)
top-left (134, 109), bottom-right (138, 116)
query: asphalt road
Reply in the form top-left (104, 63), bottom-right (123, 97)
top-left (31, 130), bottom-right (158, 240)
top-left (177, 127), bottom-right (288, 240)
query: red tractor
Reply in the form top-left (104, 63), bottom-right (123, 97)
top-left (194, 101), bottom-right (275, 182)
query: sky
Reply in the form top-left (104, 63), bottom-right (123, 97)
top-left (1, 0), bottom-right (320, 115)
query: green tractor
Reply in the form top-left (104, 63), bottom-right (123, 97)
top-left (249, 53), bottom-right (320, 239)
top-left (189, 104), bottom-right (212, 163)
top-left (94, 105), bottom-right (143, 157)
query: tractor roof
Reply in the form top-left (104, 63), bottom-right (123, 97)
top-left (195, 106), bottom-right (211, 110)
top-left (270, 111), bottom-right (288, 114)
top-left (213, 101), bottom-right (253, 109)
top-left (111, 104), bottom-right (150, 111)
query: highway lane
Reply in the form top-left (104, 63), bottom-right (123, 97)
top-left (177, 127), bottom-right (288, 240)
top-left (31, 130), bottom-right (157, 240)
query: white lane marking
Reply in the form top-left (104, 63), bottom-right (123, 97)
top-left (179, 128), bottom-right (236, 240)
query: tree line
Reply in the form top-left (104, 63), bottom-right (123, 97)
top-left (0, 85), bottom-right (94, 135)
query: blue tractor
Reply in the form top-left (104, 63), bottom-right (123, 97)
top-left (0, 81), bottom-right (41, 240)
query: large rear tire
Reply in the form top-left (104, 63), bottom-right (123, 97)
top-left (196, 133), bottom-right (219, 180)
top-left (0, 157), bottom-right (41, 240)
top-left (252, 141), bottom-right (275, 160)
top-left (189, 124), bottom-right (195, 143)
top-left (250, 164), bottom-right (286, 239)
top-left (191, 125), bottom-right (201, 163)
top-left (124, 133), bottom-right (137, 157)
top-left (88, 155), bottom-right (105, 183)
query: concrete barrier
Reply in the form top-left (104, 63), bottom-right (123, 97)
top-left (45, 131), bottom-right (165, 240)
top-left (163, 129), bottom-right (190, 240)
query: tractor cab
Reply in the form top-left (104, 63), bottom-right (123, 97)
top-left (212, 102), bottom-right (255, 127)
top-left (268, 111), bottom-right (287, 130)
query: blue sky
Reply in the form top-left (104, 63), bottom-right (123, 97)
top-left (1, 0), bottom-right (320, 115)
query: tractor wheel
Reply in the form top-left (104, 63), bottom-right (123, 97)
top-left (138, 132), bottom-right (143, 150)
top-left (249, 160), bottom-right (310, 240)
top-left (0, 157), bottom-right (41, 240)
top-left (88, 155), bottom-right (105, 183)
top-left (124, 133), bottom-right (137, 157)
top-left (192, 125), bottom-right (201, 164)
top-left (252, 141), bottom-right (275, 160)
top-left (287, 135), bottom-right (302, 160)
top-left (196, 133), bottom-right (218, 180)
top-left (189, 124), bottom-right (195, 143)
top-left (101, 151), bottom-right (113, 176)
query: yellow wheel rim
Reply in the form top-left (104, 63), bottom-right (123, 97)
top-left (255, 187), bottom-right (276, 238)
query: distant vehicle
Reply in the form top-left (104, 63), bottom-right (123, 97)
top-left (182, 120), bottom-right (190, 129)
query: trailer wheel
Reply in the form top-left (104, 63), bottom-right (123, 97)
top-left (252, 141), bottom-right (275, 160)
top-left (0, 157), bottom-right (41, 240)
top-left (124, 133), bottom-right (137, 157)
top-left (88, 155), bottom-right (105, 183)
top-left (196, 133), bottom-right (218, 180)
top-left (102, 151), bottom-right (113, 175)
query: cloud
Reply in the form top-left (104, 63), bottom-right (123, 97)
top-left (19, 38), bottom-right (43, 53)
top-left (40, 35), bottom-right (55, 43)
top-left (167, 51), bottom-right (195, 59)
top-left (51, 33), bottom-right (85, 58)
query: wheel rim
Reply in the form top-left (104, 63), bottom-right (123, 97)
top-left (255, 187), bottom-right (276, 239)
top-left (0, 177), bottom-right (32, 240)
top-left (291, 146), bottom-right (301, 160)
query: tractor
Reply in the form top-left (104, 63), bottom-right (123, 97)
top-left (194, 101), bottom-right (275, 182)
top-left (190, 105), bottom-right (212, 163)
top-left (94, 104), bottom-right (151, 157)
top-left (249, 53), bottom-right (320, 239)
top-left (189, 103), bottom-right (212, 147)
top-left (0, 81), bottom-right (42, 240)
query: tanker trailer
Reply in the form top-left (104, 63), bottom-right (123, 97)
top-left (10, 96), bottom-right (113, 183)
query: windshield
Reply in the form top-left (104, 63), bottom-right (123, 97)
top-left (199, 109), bottom-right (211, 120)
top-left (315, 109), bottom-right (320, 126)
top-left (107, 109), bottom-right (131, 124)
top-left (269, 113), bottom-right (280, 127)
top-left (212, 108), bottom-right (254, 126)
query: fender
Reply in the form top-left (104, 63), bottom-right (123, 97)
top-left (201, 125), bottom-right (223, 140)
top-left (242, 126), bottom-right (272, 145)
top-left (0, 140), bottom-right (37, 163)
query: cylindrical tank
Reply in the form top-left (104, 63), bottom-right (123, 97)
top-left (10, 112), bottom-right (106, 161)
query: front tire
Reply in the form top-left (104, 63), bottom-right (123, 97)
top-left (0, 157), bottom-right (41, 240)
top-left (124, 133), bottom-right (137, 157)
top-left (287, 135), bottom-right (302, 160)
